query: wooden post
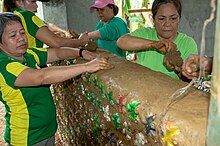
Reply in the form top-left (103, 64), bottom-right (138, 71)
top-left (122, 0), bottom-right (125, 18)
top-left (206, 0), bottom-right (220, 145)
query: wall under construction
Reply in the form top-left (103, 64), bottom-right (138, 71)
top-left (53, 50), bottom-right (209, 146)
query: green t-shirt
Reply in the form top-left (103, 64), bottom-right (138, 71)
top-left (0, 48), bottom-right (57, 145)
top-left (14, 8), bottom-right (46, 48)
top-left (96, 17), bottom-right (128, 58)
top-left (130, 27), bottom-right (198, 79)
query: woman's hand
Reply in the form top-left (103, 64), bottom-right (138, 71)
top-left (151, 40), bottom-right (177, 53)
top-left (181, 55), bottom-right (213, 79)
top-left (182, 55), bottom-right (200, 79)
top-left (53, 30), bottom-right (74, 39)
top-left (78, 32), bottom-right (90, 46)
top-left (86, 57), bottom-right (113, 73)
top-left (82, 50), bottom-right (97, 60)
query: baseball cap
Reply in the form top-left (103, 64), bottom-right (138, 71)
top-left (89, 0), bottom-right (118, 12)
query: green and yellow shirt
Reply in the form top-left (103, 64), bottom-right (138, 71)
top-left (130, 27), bottom-right (198, 79)
top-left (13, 8), bottom-right (46, 48)
top-left (0, 48), bottom-right (57, 145)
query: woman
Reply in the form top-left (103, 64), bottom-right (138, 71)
top-left (88, 0), bottom-right (129, 58)
top-left (117, 0), bottom-right (198, 79)
top-left (0, 12), bottom-right (111, 146)
top-left (3, 0), bottom-right (90, 48)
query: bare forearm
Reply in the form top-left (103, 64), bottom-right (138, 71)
top-left (15, 64), bottom-right (88, 87)
top-left (117, 34), bottom-right (156, 51)
top-left (88, 30), bottom-right (101, 39)
top-left (15, 57), bottom-right (111, 87)
top-left (47, 23), bottom-right (66, 34)
top-left (36, 27), bottom-right (87, 48)
top-left (49, 37), bottom-right (85, 48)
top-left (47, 47), bottom-right (80, 63)
top-left (40, 65), bottom-right (88, 84)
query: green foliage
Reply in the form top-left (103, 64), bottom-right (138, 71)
top-left (0, 1), bottom-right (2, 12)
top-left (129, 13), bottom-right (146, 29)
top-left (142, 0), bottom-right (149, 8)
top-left (123, 0), bottom-right (131, 16)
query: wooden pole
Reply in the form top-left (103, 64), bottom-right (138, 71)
top-left (206, 0), bottom-right (220, 145)
top-left (128, 8), bottom-right (151, 13)
top-left (122, 0), bottom-right (125, 18)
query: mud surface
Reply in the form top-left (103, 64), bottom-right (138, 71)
top-left (53, 49), bottom-right (209, 145)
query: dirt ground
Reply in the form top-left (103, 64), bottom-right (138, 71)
top-left (0, 103), bottom-right (6, 145)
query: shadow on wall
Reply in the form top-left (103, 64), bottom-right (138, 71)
top-left (179, 0), bottom-right (216, 57)
top-left (64, 0), bottom-right (99, 33)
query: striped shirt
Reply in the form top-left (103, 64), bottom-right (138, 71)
top-left (0, 48), bottom-right (57, 145)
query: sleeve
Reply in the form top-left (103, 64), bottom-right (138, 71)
top-left (130, 28), bottom-right (141, 37)
top-left (129, 27), bottom-right (147, 38)
top-left (0, 61), bottom-right (29, 87)
top-left (27, 48), bottom-right (48, 67)
top-left (181, 37), bottom-right (198, 60)
top-left (98, 22), bottom-right (122, 41)
top-left (96, 17), bottom-right (128, 41)
top-left (21, 11), bottom-right (47, 37)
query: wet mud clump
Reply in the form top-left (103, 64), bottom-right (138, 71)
top-left (165, 50), bottom-right (183, 72)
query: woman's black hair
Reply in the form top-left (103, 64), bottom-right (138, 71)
top-left (107, 4), bottom-right (119, 16)
top-left (152, 0), bottom-right (182, 19)
top-left (3, 0), bottom-right (19, 12)
top-left (0, 12), bottom-right (23, 43)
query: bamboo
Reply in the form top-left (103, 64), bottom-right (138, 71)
top-left (122, 0), bottom-right (125, 18)
top-left (128, 8), bottom-right (151, 13)
top-left (206, 0), bottom-right (220, 145)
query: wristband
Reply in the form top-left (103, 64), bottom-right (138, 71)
top-left (79, 48), bottom-right (85, 58)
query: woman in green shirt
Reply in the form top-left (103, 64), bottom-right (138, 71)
top-left (0, 12), bottom-right (111, 146)
top-left (3, 0), bottom-right (90, 48)
top-left (88, 0), bottom-right (129, 58)
top-left (117, 0), bottom-right (198, 80)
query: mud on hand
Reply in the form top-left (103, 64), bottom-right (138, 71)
top-left (164, 50), bottom-right (183, 72)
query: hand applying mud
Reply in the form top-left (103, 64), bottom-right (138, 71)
top-left (151, 40), bottom-right (177, 53)
top-left (182, 55), bottom-right (213, 79)
top-left (159, 41), bottom-right (183, 72)
top-left (78, 32), bottom-right (90, 46)
top-left (80, 49), bottom-right (97, 61)
top-left (85, 57), bottom-right (113, 73)
top-left (69, 30), bottom-right (98, 52)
